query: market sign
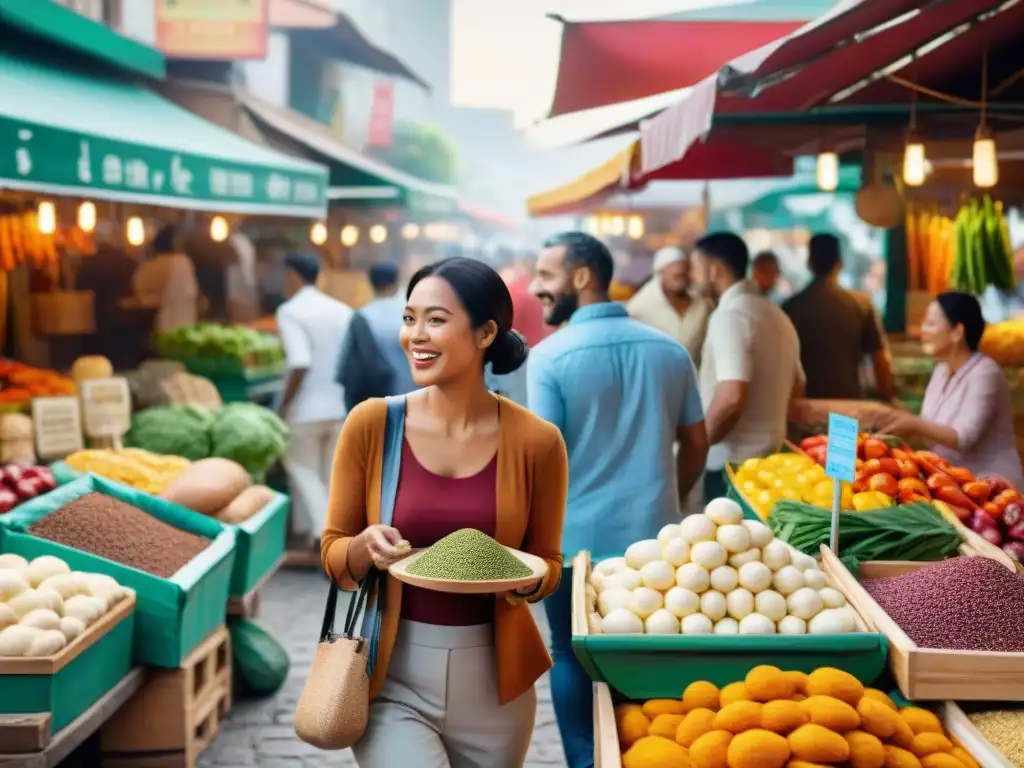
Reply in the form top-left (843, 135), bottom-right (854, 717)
top-left (155, 0), bottom-right (269, 61)
top-left (79, 377), bottom-right (131, 440)
top-left (0, 117), bottom-right (327, 217)
top-left (32, 396), bottom-right (84, 461)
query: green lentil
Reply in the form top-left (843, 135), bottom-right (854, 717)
top-left (406, 528), bottom-right (533, 581)
top-left (968, 709), bottom-right (1024, 767)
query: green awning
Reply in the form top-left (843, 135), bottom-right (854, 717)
top-left (239, 92), bottom-right (458, 215)
top-left (0, 50), bottom-right (328, 218)
top-left (0, 0), bottom-right (166, 80)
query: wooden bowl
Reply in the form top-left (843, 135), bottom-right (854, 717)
top-left (389, 546), bottom-right (547, 594)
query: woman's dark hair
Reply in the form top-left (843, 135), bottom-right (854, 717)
top-left (936, 291), bottom-right (986, 351)
top-left (407, 256), bottom-right (528, 375)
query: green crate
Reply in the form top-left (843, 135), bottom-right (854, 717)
top-left (0, 475), bottom-right (236, 668)
top-left (0, 599), bottom-right (135, 732)
top-left (229, 492), bottom-right (288, 596)
top-left (46, 466), bottom-right (288, 598)
top-left (571, 554), bottom-right (888, 699)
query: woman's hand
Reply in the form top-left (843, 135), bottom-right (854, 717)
top-left (501, 579), bottom-right (542, 605)
top-left (874, 408), bottom-right (921, 439)
top-left (355, 525), bottom-right (410, 570)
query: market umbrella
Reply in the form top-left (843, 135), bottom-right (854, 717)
top-left (543, 0), bottom-right (837, 118)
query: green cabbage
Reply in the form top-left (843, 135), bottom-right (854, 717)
top-left (125, 404), bottom-right (216, 461)
top-left (209, 403), bottom-right (289, 474)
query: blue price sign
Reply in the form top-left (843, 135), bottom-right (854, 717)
top-left (825, 412), bottom-right (859, 484)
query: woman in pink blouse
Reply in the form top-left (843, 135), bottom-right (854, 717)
top-left (877, 292), bottom-right (1024, 488)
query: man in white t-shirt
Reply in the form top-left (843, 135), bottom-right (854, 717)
top-left (276, 252), bottom-right (352, 544)
top-left (691, 232), bottom-right (805, 503)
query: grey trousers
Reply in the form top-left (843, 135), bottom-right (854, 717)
top-left (353, 621), bottom-right (537, 768)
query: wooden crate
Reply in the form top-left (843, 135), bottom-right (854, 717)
top-left (940, 702), bottom-right (1016, 768)
top-left (99, 627), bottom-right (231, 767)
top-left (593, 683), bottom-right (622, 768)
top-left (820, 545), bottom-right (1024, 701)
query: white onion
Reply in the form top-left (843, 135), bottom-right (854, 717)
top-left (754, 590), bottom-right (787, 622)
top-left (675, 563), bottom-right (710, 593)
top-left (771, 565), bottom-right (806, 597)
top-left (601, 608), bottom-right (643, 634)
top-left (803, 569), bottom-right (827, 589)
top-left (624, 540), bottom-right (662, 570)
top-left (709, 565), bottom-right (738, 593)
top-left (778, 615), bottom-right (807, 635)
top-left (704, 498), bottom-right (743, 526)
top-left (737, 561), bottom-right (773, 594)
top-left (716, 524), bottom-right (752, 554)
top-left (662, 538), bottom-right (691, 567)
top-left (713, 617), bottom-right (740, 635)
top-left (639, 560), bottom-right (676, 591)
top-left (786, 587), bottom-right (824, 620)
top-left (664, 587), bottom-right (701, 618)
top-left (681, 613), bottom-right (714, 635)
top-left (657, 524), bottom-right (682, 545)
top-left (729, 548), bottom-right (761, 569)
top-left (738, 613), bottom-right (776, 634)
top-left (742, 519), bottom-right (773, 548)
top-left (726, 588), bottom-right (755, 620)
top-left (597, 587), bottom-right (632, 617)
top-left (679, 514), bottom-right (716, 544)
top-left (691, 541), bottom-right (728, 570)
top-left (644, 609), bottom-right (681, 635)
top-left (700, 590), bottom-right (727, 621)
top-left (761, 540), bottom-right (792, 571)
top-left (628, 587), bottom-right (664, 620)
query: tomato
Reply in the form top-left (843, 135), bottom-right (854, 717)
top-left (799, 435), bottom-right (827, 451)
top-left (897, 477), bottom-right (930, 497)
top-left (926, 473), bottom-right (956, 491)
top-left (867, 472), bottom-right (900, 497)
top-left (859, 459), bottom-right (884, 478)
top-left (895, 458), bottom-right (920, 479)
top-left (861, 438), bottom-right (890, 461)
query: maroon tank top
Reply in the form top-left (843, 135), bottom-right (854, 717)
top-left (392, 439), bottom-right (498, 626)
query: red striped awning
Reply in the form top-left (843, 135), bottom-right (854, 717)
top-left (639, 0), bottom-right (1016, 179)
top-left (544, 0), bottom-right (838, 118)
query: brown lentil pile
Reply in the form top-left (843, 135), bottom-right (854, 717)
top-left (30, 492), bottom-right (210, 578)
top-left (862, 556), bottom-right (1024, 652)
top-left (967, 709), bottom-right (1024, 767)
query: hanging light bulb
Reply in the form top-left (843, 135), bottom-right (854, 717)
top-left (608, 216), bottom-right (625, 236)
top-left (369, 224), bottom-right (388, 244)
top-left (310, 222), bottom-right (328, 245)
top-left (210, 215), bottom-right (229, 242)
top-left (902, 132), bottom-right (927, 187)
top-left (972, 126), bottom-right (998, 188)
top-left (401, 222), bottom-right (420, 240)
top-left (37, 201), bottom-right (56, 235)
top-left (816, 151), bottom-right (839, 192)
top-left (126, 216), bottom-right (145, 247)
top-left (77, 201), bottom-right (97, 233)
top-left (340, 225), bottom-right (359, 247)
top-left (583, 216), bottom-right (599, 235)
top-left (627, 216), bottom-right (645, 240)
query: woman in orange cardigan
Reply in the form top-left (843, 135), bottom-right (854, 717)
top-left (321, 257), bottom-right (568, 768)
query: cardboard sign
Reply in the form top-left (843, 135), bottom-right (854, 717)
top-left (31, 396), bottom-right (84, 460)
top-left (79, 377), bottom-right (132, 439)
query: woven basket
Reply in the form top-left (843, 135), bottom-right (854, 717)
top-left (31, 291), bottom-right (96, 336)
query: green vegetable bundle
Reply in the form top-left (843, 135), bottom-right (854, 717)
top-left (769, 500), bottom-right (961, 567)
top-left (125, 404), bottom-right (216, 461)
top-left (950, 195), bottom-right (1015, 294)
top-left (155, 323), bottom-right (284, 366)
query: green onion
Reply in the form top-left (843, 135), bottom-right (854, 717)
top-left (769, 501), bottom-right (962, 568)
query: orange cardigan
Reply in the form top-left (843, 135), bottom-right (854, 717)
top-left (321, 395), bottom-right (568, 705)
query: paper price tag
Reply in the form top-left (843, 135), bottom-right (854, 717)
top-left (32, 396), bottom-right (85, 460)
top-left (825, 412), bottom-right (859, 484)
top-left (79, 377), bottom-right (132, 439)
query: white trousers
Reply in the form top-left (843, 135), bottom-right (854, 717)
top-left (282, 418), bottom-right (342, 538)
top-left (353, 621), bottom-right (537, 768)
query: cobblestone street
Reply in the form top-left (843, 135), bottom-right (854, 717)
top-left (198, 569), bottom-right (567, 767)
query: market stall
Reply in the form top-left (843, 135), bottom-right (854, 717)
top-left (580, 491), bottom-right (1024, 766)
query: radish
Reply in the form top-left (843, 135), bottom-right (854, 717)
top-left (0, 488), bottom-right (18, 513)
top-left (1008, 522), bottom-right (1024, 542)
top-left (971, 509), bottom-right (1000, 533)
top-left (1002, 502), bottom-right (1024, 528)
top-left (979, 527), bottom-right (1004, 546)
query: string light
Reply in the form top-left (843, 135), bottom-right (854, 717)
top-left (973, 126), bottom-right (998, 188)
top-left (37, 201), bottom-right (56, 235)
top-left (401, 222), bottom-right (420, 240)
top-left (369, 224), bottom-right (387, 244)
top-left (210, 216), bottom-right (229, 242)
top-left (310, 222), bottom-right (328, 245)
top-left (340, 225), bottom-right (359, 247)
top-left (627, 216), bottom-right (645, 239)
top-left (816, 151), bottom-right (839, 192)
top-left (902, 134), bottom-right (927, 187)
top-left (77, 201), bottom-right (96, 233)
top-left (126, 216), bottom-right (145, 247)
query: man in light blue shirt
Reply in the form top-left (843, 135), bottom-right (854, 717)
top-left (528, 232), bottom-right (708, 768)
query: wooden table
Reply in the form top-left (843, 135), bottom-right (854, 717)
top-left (0, 668), bottom-right (147, 768)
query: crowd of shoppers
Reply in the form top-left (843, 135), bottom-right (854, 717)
top-left (280, 226), bottom-right (1023, 768)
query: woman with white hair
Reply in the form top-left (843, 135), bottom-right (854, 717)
top-left (627, 246), bottom-right (711, 366)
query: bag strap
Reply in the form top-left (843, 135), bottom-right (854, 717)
top-left (319, 397), bottom-right (407, 655)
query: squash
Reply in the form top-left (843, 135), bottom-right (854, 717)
top-left (160, 457), bottom-right (251, 515)
top-left (229, 619), bottom-right (290, 696)
top-left (71, 355), bottom-right (113, 383)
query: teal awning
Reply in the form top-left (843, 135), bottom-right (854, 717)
top-left (240, 92), bottom-right (458, 215)
top-left (0, 51), bottom-right (328, 218)
top-left (0, 0), bottom-right (166, 80)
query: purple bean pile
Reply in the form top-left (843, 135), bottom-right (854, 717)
top-left (862, 556), bottom-right (1024, 652)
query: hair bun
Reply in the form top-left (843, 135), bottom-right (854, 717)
top-left (487, 329), bottom-right (529, 375)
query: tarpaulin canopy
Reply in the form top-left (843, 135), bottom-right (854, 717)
top-left (0, 47), bottom-right (328, 217)
top-left (543, 0), bottom-right (836, 118)
top-left (239, 92), bottom-right (457, 214)
top-left (640, 0), bottom-right (1024, 179)
top-left (526, 144), bottom-right (640, 218)
top-left (286, 14), bottom-right (429, 90)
